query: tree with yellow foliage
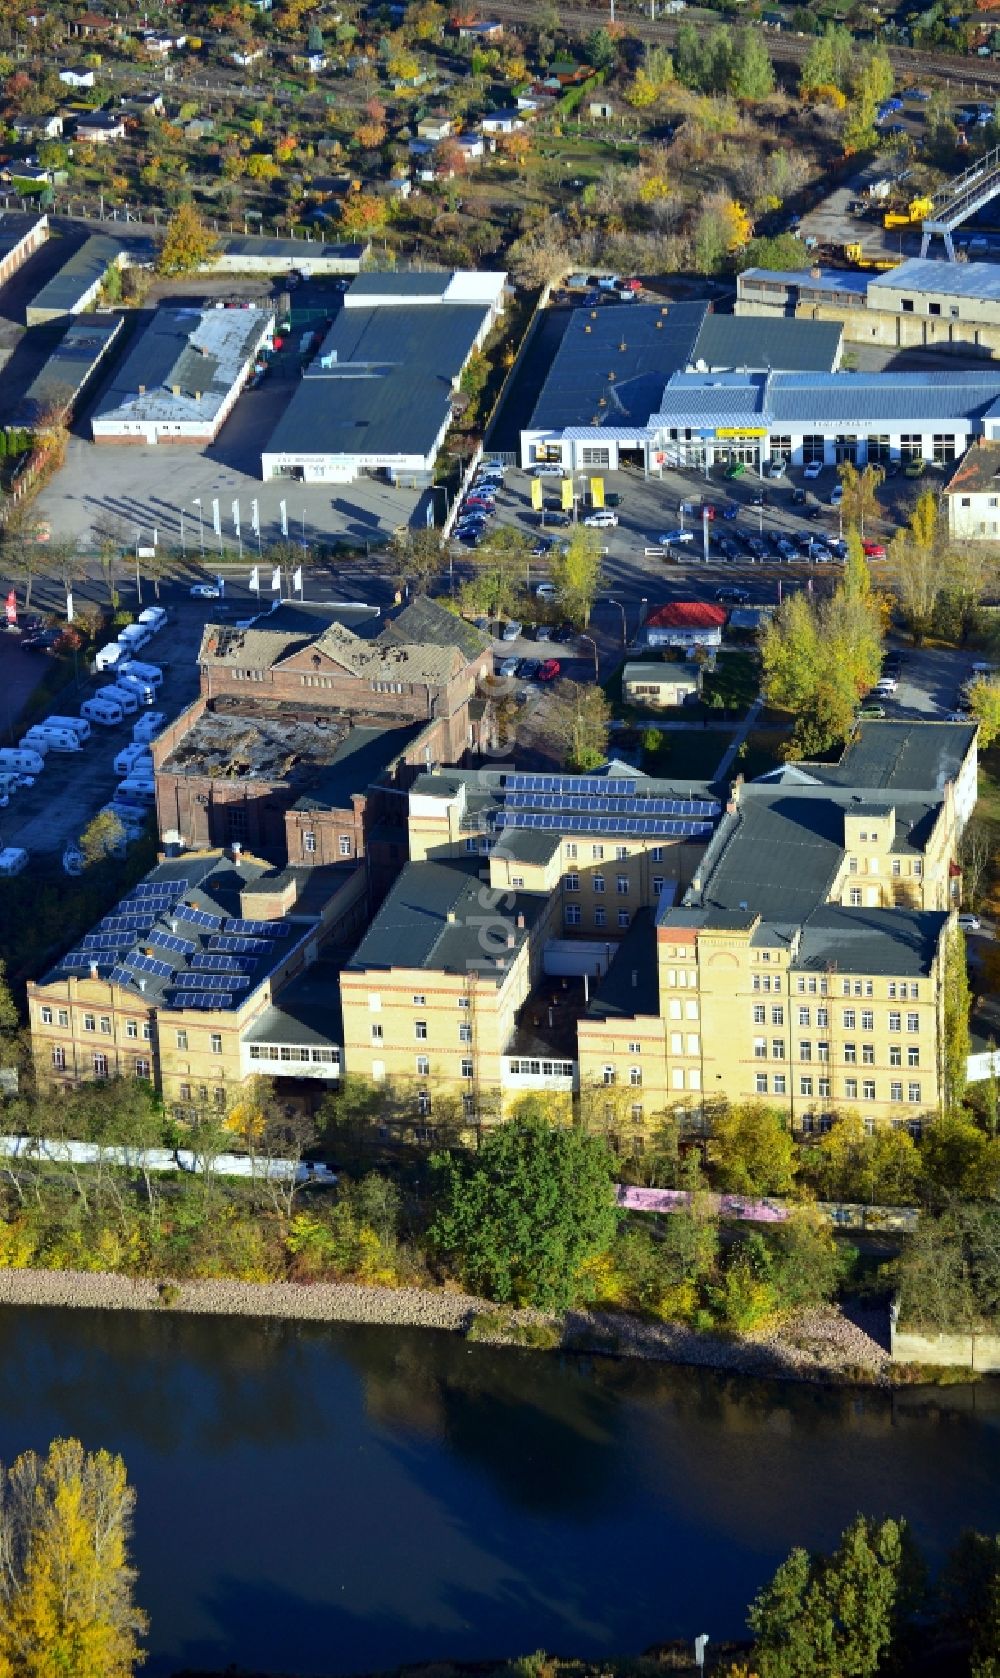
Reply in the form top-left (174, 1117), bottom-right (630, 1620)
top-left (0, 1437), bottom-right (146, 1677)
top-left (155, 202), bottom-right (218, 277)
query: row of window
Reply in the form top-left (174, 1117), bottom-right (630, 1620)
top-left (367, 994), bottom-right (470, 1011)
top-left (601, 1067), bottom-right (644, 1086)
top-left (566, 905), bottom-right (630, 928)
top-left (753, 1037), bottom-right (920, 1067)
top-left (786, 977), bottom-right (922, 999)
top-left (564, 843), bottom-right (663, 862)
top-left (178, 1085), bottom-right (227, 1105)
top-left (175, 1030), bottom-right (224, 1054)
top-left (52, 1048), bottom-right (149, 1078)
top-left (302, 832), bottom-right (354, 857)
top-left (41, 1008), bottom-right (152, 1041)
top-left (753, 1006), bottom-right (921, 1032)
top-left (371, 1021), bottom-right (474, 1045)
top-left (565, 874), bottom-right (639, 894)
top-left (754, 1072), bottom-right (923, 1102)
top-left (507, 1058), bottom-right (575, 1077)
top-left (247, 1045), bottom-right (339, 1065)
top-left (847, 856), bottom-right (921, 878)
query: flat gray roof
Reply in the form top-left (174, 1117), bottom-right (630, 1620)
top-left (808, 720), bottom-right (977, 796)
top-left (29, 234), bottom-right (125, 316)
top-left (693, 314), bottom-right (842, 374)
top-left (529, 302), bottom-right (708, 431)
top-left (93, 306), bottom-right (271, 427)
top-left (263, 302), bottom-right (488, 460)
top-left (223, 235), bottom-right (367, 262)
top-left (869, 257), bottom-right (1000, 301)
top-left (14, 313), bottom-right (123, 426)
top-left (346, 858), bottom-right (544, 981)
top-left (796, 905), bottom-right (949, 977)
top-left (0, 211), bottom-right (43, 260)
top-left (740, 267), bottom-right (870, 298)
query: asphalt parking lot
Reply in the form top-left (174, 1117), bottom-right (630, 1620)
top-left (0, 605), bottom-right (207, 863)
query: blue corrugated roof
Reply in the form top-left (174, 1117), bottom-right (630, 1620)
top-left (740, 267), bottom-right (871, 296)
top-left (869, 257), bottom-right (1000, 301)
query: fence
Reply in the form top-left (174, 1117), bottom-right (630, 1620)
top-left (616, 1184), bottom-right (919, 1234)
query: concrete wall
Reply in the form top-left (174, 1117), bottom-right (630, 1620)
top-left (891, 1324), bottom-right (1000, 1372)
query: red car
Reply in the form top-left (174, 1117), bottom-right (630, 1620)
top-left (862, 540), bottom-right (886, 559)
top-left (537, 658), bottom-right (561, 682)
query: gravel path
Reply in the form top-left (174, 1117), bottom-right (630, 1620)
top-left (0, 1270), bottom-right (892, 1385)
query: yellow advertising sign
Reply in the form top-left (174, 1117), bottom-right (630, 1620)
top-left (715, 428), bottom-right (768, 439)
top-left (530, 476), bottom-right (543, 511)
top-left (589, 476), bottom-right (605, 509)
top-left (561, 477), bottom-right (574, 512)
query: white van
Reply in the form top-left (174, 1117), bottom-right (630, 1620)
top-left (101, 683), bottom-right (140, 717)
top-left (137, 607), bottom-right (167, 635)
top-left (118, 659), bottom-right (163, 691)
top-left (117, 777), bottom-right (156, 804)
top-left (0, 747), bottom-right (44, 776)
top-left (45, 714), bottom-right (91, 744)
top-left (133, 711), bottom-right (165, 743)
top-left (0, 848), bottom-right (28, 877)
top-left (81, 696), bottom-right (124, 727)
top-left (118, 623), bottom-right (151, 653)
top-left (114, 743), bottom-right (153, 777)
top-left (24, 725), bottom-right (81, 753)
top-left (95, 641), bottom-right (127, 671)
top-left (117, 671), bottom-right (156, 705)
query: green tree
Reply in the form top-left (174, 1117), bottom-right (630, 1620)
top-left (78, 809), bottom-right (126, 867)
top-left (843, 85), bottom-right (879, 155)
top-left (942, 925), bottom-right (972, 1113)
top-left (586, 26), bottom-right (616, 70)
top-left (807, 1110), bottom-right (922, 1205)
top-left (858, 47), bottom-right (893, 106)
top-left (743, 233), bottom-right (813, 271)
top-left (838, 464), bottom-right (884, 539)
top-left (968, 678), bottom-right (1000, 747)
top-left (710, 1102), bottom-right (798, 1196)
top-left (729, 28), bottom-right (774, 99)
top-left (921, 1111), bottom-right (999, 1199)
top-left (0, 1436), bottom-right (147, 1677)
top-left (549, 525), bottom-right (602, 627)
top-left (155, 202), bottom-right (218, 276)
top-left (535, 678), bottom-right (611, 771)
top-left (799, 22), bottom-right (854, 93)
top-left (749, 1515), bottom-right (924, 1678)
top-left (888, 492), bottom-right (941, 644)
top-left (939, 1531), bottom-right (1000, 1678)
top-left (428, 1113), bottom-right (620, 1309)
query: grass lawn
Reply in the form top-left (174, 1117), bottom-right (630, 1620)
top-left (643, 729), bottom-right (734, 780)
top-left (703, 650), bottom-right (759, 714)
top-left (978, 742), bottom-right (1000, 827)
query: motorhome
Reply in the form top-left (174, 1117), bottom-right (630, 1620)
top-left (117, 671), bottom-right (156, 705)
top-left (0, 748), bottom-right (44, 776)
top-left (137, 607), bottom-right (167, 635)
top-left (80, 696), bottom-right (125, 727)
top-left (22, 725), bottom-right (81, 753)
top-left (45, 715), bottom-right (90, 743)
top-left (117, 777), bottom-right (156, 804)
top-left (114, 743), bottom-right (153, 777)
top-left (117, 623), bottom-right (152, 654)
top-left (118, 659), bottom-right (163, 690)
top-left (101, 683), bottom-right (140, 717)
top-left (133, 711), bottom-right (165, 743)
top-left (95, 641), bottom-right (127, 671)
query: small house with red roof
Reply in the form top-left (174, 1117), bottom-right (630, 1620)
top-left (641, 601), bottom-right (726, 649)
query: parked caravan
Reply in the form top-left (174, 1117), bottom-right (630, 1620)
top-left (22, 725), bottom-right (81, 752)
top-left (105, 800), bottom-right (148, 830)
top-left (0, 848), bottom-right (28, 877)
top-left (137, 607), bottom-right (167, 635)
top-left (114, 743), bottom-right (153, 777)
top-left (95, 641), bottom-right (126, 671)
top-left (101, 683), bottom-right (140, 716)
top-left (45, 714), bottom-right (90, 743)
top-left (0, 748), bottom-right (44, 776)
top-left (117, 777), bottom-right (156, 804)
top-left (117, 672), bottom-right (156, 705)
top-left (133, 711), bottom-right (165, 744)
top-left (80, 696), bottom-right (125, 728)
top-left (118, 659), bottom-right (163, 690)
top-left (117, 624), bottom-right (151, 653)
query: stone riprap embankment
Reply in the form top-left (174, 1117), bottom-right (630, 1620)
top-left (0, 1269), bottom-right (892, 1385)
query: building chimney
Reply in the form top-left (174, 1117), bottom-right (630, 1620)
top-left (506, 931), bottom-right (515, 948)
top-left (231, 841), bottom-right (242, 863)
top-left (446, 909), bottom-right (457, 923)
top-left (89, 961), bottom-right (99, 981)
top-left (631, 969), bottom-right (638, 988)
top-left (516, 911), bottom-right (525, 929)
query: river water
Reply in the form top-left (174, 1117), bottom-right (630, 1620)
top-left (0, 1306), bottom-right (997, 1676)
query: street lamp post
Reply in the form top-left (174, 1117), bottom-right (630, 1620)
top-left (180, 508), bottom-right (186, 559)
top-left (605, 598), bottom-right (626, 644)
top-left (193, 498), bottom-right (205, 558)
top-left (579, 633), bottom-right (599, 681)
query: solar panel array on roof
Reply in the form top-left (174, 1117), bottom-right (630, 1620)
top-left (126, 880), bottom-right (188, 902)
top-left (505, 792), bottom-right (720, 818)
top-left (505, 773), bottom-right (639, 796)
top-left (497, 812), bottom-right (714, 838)
top-left (223, 919), bottom-right (290, 938)
top-left (190, 952), bottom-right (253, 975)
top-left (62, 949), bottom-right (99, 969)
top-left (126, 952), bottom-right (174, 980)
top-left (178, 971), bottom-right (250, 992)
top-left (109, 964), bottom-right (137, 988)
top-left (81, 932), bottom-right (132, 952)
top-left (151, 932), bottom-right (196, 957)
top-left (209, 935), bottom-right (271, 954)
top-left (171, 990), bottom-right (234, 1010)
top-left (173, 903), bottom-right (220, 929)
top-left (99, 912), bottom-right (155, 935)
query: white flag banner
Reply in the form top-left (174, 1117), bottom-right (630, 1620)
top-left (211, 498), bottom-right (221, 536)
top-left (271, 565), bottom-right (281, 592)
top-left (292, 565), bottom-right (303, 593)
top-left (231, 499), bottom-right (240, 537)
top-left (249, 565), bottom-right (260, 591)
top-left (66, 591), bottom-right (74, 623)
top-left (250, 499), bottom-right (260, 536)
top-left (279, 499), bottom-right (288, 537)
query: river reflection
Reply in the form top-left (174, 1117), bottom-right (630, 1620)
top-left (0, 1307), bottom-right (996, 1676)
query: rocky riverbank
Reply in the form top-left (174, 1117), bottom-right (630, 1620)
top-left (0, 1267), bottom-right (894, 1385)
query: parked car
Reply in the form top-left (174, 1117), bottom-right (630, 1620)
top-left (535, 625), bottom-right (554, 642)
top-left (502, 620), bottom-right (523, 642)
top-left (533, 464), bottom-right (565, 477)
top-left (721, 503), bottom-right (739, 520)
top-left (661, 529), bottom-right (695, 545)
top-left (803, 461), bottom-right (823, 480)
top-left (904, 458), bottom-right (926, 479)
top-left (537, 658), bottom-right (561, 681)
top-left (535, 580), bottom-right (557, 598)
top-left (190, 582), bottom-right (221, 598)
top-left (830, 483), bottom-right (844, 507)
top-left (517, 658), bottom-right (541, 679)
top-left (790, 487), bottom-right (807, 505)
top-left (958, 913), bottom-right (982, 932)
top-left (857, 702), bottom-right (886, 718)
top-left (497, 656), bottom-right (519, 678)
top-left (532, 540), bottom-right (553, 560)
top-left (726, 462), bottom-right (747, 479)
top-left (551, 624), bottom-right (576, 643)
top-left (584, 510), bottom-right (618, 527)
top-left (874, 676), bottom-right (898, 695)
top-left (765, 458), bottom-right (786, 479)
top-left (543, 512), bottom-right (572, 528)
top-left (716, 586), bottom-right (750, 604)
top-left (862, 540), bottom-right (887, 559)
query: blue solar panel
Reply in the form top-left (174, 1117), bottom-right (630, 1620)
top-left (98, 914), bottom-right (154, 936)
top-left (126, 878), bottom-right (188, 900)
top-left (109, 965), bottom-right (136, 988)
top-left (504, 792), bottom-right (721, 819)
top-left (171, 991), bottom-right (234, 1010)
top-left (62, 949), bottom-right (96, 969)
top-left (190, 953), bottom-right (252, 974)
top-left (505, 772), bottom-right (638, 797)
top-left (81, 932), bottom-right (132, 951)
top-left (173, 904), bottom-right (220, 929)
top-left (181, 972), bottom-right (249, 991)
top-left (126, 952), bottom-right (174, 979)
top-left (150, 932), bottom-right (196, 957)
top-left (224, 919), bottom-right (290, 938)
top-left (496, 812), bottom-right (715, 838)
top-left (209, 935), bottom-right (270, 954)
